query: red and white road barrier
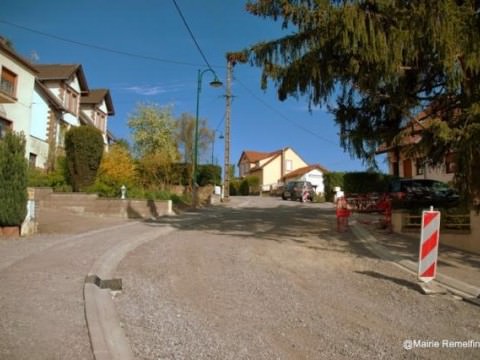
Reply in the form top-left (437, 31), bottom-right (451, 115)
top-left (418, 208), bottom-right (441, 282)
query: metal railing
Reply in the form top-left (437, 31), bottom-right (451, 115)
top-left (403, 213), bottom-right (471, 233)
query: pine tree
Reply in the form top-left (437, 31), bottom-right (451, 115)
top-left (0, 132), bottom-right (28, 226)
top-left (238, 0), bottom-right (480, 196)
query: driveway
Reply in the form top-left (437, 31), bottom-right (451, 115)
top-left (114, 196), bottom-right (480, 360)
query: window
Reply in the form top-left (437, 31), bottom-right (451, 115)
top-left (445, 153), bottom-right (457, 174)
top-left (0, 67), bottom-right (17, 97)
top-left (416, 158), bottom-right (425, 176)
top-left (0, 118), bottom-right (12, 138)
top-left (63, 87), bottom-right (79, 115)
top-left (29, 153), bottom-right (37, 168)
top-left (95, 111), bottom-right (106, 132)
top-left (285, 159), bottom-right (293, 172)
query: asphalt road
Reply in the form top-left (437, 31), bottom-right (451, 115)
top-left (115, 196), bottom-right (480, 360)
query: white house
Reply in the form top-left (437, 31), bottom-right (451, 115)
top-left (1, 36), bottom-right (116, 170)
top-left (0, 38), bottom-right (38, 166)
top-left (80, 89), bottom-right (115, 148)
top-left (281, 164), bottom-right (328, 194)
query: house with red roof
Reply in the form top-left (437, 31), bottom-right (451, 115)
top-left (376, 108), bottom-right (456, 183)
top-left (238, 147), bottom-right (328, 193)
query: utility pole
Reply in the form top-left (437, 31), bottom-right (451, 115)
top-left (223, 58), bottom-right (233, 201)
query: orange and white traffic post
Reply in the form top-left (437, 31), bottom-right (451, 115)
top-left (418, 207), bottom-right (441, 282)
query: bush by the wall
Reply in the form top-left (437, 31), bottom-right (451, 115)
top-left (27, 156), bottom-right (70, 190)
top-left (323, 172), bottom-right (345, 201)
top-left (343, 172), bottom-right (393, 194)
top-left (229, 179), bottom-right (241, 196)
top-left (0, 132), bottom-right (28, 226)
top-left (239, 178), bottom-right (249, 195)
top-left (197, 164), bottom-right (222, 186)
top-left (65, 126), bottom-right (104, 192)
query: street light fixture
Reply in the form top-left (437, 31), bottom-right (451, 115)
top-left (192, 68), bottom-right (223, 207)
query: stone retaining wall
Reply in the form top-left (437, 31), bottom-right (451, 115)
top-left (32, 188), bottom-right (172, 220)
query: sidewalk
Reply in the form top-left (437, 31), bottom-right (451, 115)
top-left (350, 213), bottom-right (480, 299)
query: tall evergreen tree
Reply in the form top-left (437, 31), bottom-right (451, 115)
top-left (64, 126), bottom-right (104, 192)
top-left (236, 0), bottom-right (480, 196)
top-left (0, 131), bottom-right (28, 226)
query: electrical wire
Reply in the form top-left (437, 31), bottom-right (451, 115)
top-left (234, 77), bottom-right (339, 146)
top-left (170, 0), bottom-right (215, 73)
top-left (1, 18), bottom-right (337, 147)
top-left (0, 19), bottom-right (203, 68)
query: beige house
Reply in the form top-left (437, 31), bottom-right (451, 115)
top-left (238, 147), bottom-right (309, 192)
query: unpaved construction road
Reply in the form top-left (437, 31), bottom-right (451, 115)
top-left (115, 196), bottom-right (480, 360)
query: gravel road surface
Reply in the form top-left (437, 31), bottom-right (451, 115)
top-left (0, 211), bottom-right (159, 360)
top-left (115, 196), bottom-right (480, 360)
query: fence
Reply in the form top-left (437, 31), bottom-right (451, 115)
top-left (402, 213), bottom-right (471, 233)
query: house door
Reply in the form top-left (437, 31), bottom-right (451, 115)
top-left (403, 159), bottom-right (413, 178)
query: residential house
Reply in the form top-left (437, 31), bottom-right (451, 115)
top-left (376, 111), bottom-right (456, 183)
top-left (238, 147), bottom-right (310, 192)
top-left (1, 36), bottom-right (116, 169)
top-left (80, 88), bottom-right (115, 148)
top-left (0, 38), bottom-right (38, 166)
top-left (281, 164), bottom-right (328, 194)
top-left (32, 64), bottom-right (89, 167)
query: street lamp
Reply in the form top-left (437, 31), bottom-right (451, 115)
top-left (192, 68), bottom-right (223, 207)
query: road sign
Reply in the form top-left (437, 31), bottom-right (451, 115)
top-left (418, 209), bottom-right (441, 282)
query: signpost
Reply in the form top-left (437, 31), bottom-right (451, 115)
top-left (418, 207), bottom-right (441, 282)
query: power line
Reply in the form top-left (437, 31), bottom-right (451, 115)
top-left (2, 18), bottom-right (337, 147)
top-left (170, 0), bottom-right (216, 73)
top-left (0, 19), bottom-right (205, 68)
top-left (234, 77), bottom-right (339, 146)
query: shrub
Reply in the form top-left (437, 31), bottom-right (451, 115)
top-left (27, 156), bottom-right (70, 190)
top-left (0, 132), bottom-right (28, 226)
top-left (343, 172), bottom-right (392, 194)
top-left (65, 126), bottom-right (104, 192)
top-left (197, 164), bottom-right (222, 186)
top-left (229, 179), bottom-right (241, 196)
top-left (323, 172), bottom-right (345, 201)
top-left (239, 178), bottom-right (249, 195)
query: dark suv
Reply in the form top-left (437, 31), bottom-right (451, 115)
top-left (388, 179), bottom-right (460, 208)
top-left (282, 181), bottom-right (315, 202)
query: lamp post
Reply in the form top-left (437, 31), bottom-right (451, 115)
top-left (192, 68), bottom-right (222, 207)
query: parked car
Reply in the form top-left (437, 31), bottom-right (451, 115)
top-left (282, 181), bottom-right (315, 202)
top-left (388, 179), bottom-right (460, 208)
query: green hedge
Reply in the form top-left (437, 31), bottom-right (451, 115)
top-left (0, 132), bottom-right (28, 226)
top-left (324, 171), bottom-right (392, 201)
top-left (65, 126), bottom-right (104, 192)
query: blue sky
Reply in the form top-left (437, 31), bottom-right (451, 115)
top-left (1, 0), bottom-right (386, 173)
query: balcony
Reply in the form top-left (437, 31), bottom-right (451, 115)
top-left (0, 79), bottom-right (16, 103)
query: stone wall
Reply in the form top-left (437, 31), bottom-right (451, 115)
top-left (32, 188), bottom-right (172, 220)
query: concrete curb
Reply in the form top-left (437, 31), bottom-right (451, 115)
top-left (84, 224), bottom-right (175, 360)
top-left (351, 222), bottom-right (480, 299)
